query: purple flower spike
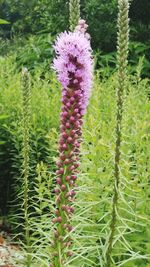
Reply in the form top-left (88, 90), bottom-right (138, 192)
top-left (52, 20), bottom-right (93, 266)
top-left (53, 29), bottom-right (93, 114)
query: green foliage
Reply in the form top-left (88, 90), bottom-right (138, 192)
top-left (0, 55), bottom-right (60, 220)
top-left (0, 54), bottom-right (150, 266)
top-left (15, 34), bottom-right (54, 72)
top-left (129, 41), bottom-right (150, 78)
top-left (95, 39), bottom-right (150, 79)
top-left (0, 18), bottom-right (10, 24)
top-left (0, 1), bottom-right (149, 77)
top-left (130, 0), bottom-right (150, 42)
top-left (0, 0), bottom-right (69, 38)
top-left (0, 34), bottom-right (54, 73)
top-left (80, 73), bottom-right (150, 267)
top-left (82, 0), bottom-right (118, 51)
top-left (0, 0), bottom-right (149, 51)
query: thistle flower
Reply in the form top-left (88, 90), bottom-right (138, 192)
top-left (53, 30), bottom-right (93, 114)
top-left (52, 22), bottom-right (93, 266)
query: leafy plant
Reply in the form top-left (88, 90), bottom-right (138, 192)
top-left (0, 18), bottom-right (10, 24)
top-left (128, 41), bottom-right (150, 78)
top-left (15, 34), bottom-right (54, 72)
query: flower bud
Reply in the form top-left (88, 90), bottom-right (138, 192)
top-left (69, 165), bottom-right (75, 171)
top-left (65, 175), bottom-right (71, 181)
top-left (70, 130), bottom-right (76, 136)
top-left (62, 144), bottom-right (68, 150)
top-left (67, 225), bottom-right (73, 232)
top-left (69, 207), bottom-right (75, 213)
top-left (66, 102), bottom-right (71, 108)
top-left (64, 159), bottom-right (70, 165)
top-left (56, 161), bottom-right (62, 167)
top-left (67, 137), bottom-right (73, 144)
top-left (60, 153), bottom-right (66, 160)
top-left (57, 217), bottom-right (62, 223)
top-left (71, 175), bottom-right (77, 181)
top-left (54, 188), bottom-right (60, 194)
top-left (67, 251), bottom-right (73, 257)
top-left (61, 184), bottom-right (66, 191)
top-left (70, 97), bottom-right (75, 103)
top-left (56, 178), bottom-right (62, 185)
top-left (61, 205), bottom-right (66, 211)
top-left (66, 122), bottom-right (71, 129)
top-left (61, 132), bottom-right (68, 139)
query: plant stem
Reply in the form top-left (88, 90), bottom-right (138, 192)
top-left (21, 68), bottom-right (31, 267)
top-left (69, 0), bottom-right (80, 31)
top-left (106, 1), bottom-right (129, 266)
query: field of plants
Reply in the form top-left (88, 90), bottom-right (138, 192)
top-left (0, 0), bottom-right (150, 267)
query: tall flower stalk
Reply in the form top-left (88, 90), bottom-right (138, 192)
top-left (69, 0), bottom-right (80, 31)
top-left (21, 68), bottom-right (31, 267)
top-left (106, 0), bottom-right (129, 266)
top-left (51, 22), bottom-right (93, 267)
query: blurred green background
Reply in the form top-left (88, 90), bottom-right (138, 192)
top-left (0, 0), bottom-right (150, 77)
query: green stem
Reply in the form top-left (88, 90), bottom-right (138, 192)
top-left (106, 1), bottom-right (129, 266)
top-left (21, 68), bottom-right (31, 267)
top-left (69, 0), bottom-right (80, 31)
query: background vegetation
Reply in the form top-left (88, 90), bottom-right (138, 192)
top-left (0, 55), bottom-right (150, 266)
top-left (0, 0), bottom-right (150, 77)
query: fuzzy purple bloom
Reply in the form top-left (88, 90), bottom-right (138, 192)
top-left (53, 30), bottom-right (93, 114)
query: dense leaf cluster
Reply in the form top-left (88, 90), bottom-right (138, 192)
top-left (0, 0), bottom-right (150, 51)
top-left (0, 1), bottom-right (149, 78)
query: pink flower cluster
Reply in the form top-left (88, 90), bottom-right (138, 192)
top-left (51, 21), bottom-right (93, 267)
top-left (75, 19), bottom-right (91, 40)
top-left (53, 26), bottom-right (93, 114)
